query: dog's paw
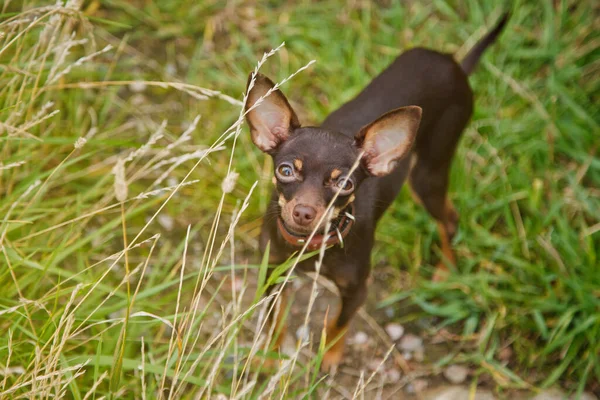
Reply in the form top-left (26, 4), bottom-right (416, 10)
top-left (320, 347), bottom-right (343, 373)
top-left (432, 263), bottom-right (450, 282)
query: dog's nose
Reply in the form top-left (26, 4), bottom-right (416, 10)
top-left (293, 205), bottom-right (316, 226)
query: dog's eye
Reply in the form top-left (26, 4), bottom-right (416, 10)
top-left (335, 177), bottom-right (354, 195)
top-left (276, 163), bottom-right (296, 182)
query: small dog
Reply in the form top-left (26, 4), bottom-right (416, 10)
top-left (245, 13), bottom-right (508, 371)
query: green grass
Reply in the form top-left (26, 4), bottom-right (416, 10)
top-left (1, 0), bottom-right (598, 398)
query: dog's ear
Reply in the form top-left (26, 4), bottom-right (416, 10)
top-left (245, 73), bottom-right (300, 153)
top-left (355, 106), bottom-right (422, 176)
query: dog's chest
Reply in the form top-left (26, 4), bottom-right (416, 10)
top-left (294, 250), bottom-right (356, 284)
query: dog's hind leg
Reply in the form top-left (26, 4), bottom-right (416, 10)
top-left (409, 104), bottom-right (469, 280)
top-left (410, 167), bottom-right (459, 281)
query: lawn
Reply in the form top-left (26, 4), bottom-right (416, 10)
top-left (1, 0), bottom-right (598, 399)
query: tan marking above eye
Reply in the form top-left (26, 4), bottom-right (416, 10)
top-left (330, 169), bottom-right (342, 179)
top-left (293, 158), bottom-right (303, 171)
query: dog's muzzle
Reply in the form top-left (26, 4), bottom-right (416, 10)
top-left (277, 204), bottom-right (355, 250)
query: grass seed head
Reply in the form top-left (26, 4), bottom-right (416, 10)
top-left (112, 158), bottom-right (128, 202)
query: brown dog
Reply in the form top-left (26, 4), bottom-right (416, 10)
top-left (245, 13), bottom-right (508, 371)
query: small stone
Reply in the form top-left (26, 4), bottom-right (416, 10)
top-left (367, 358), bottom-right (384, 371)
top-left (385, 323), bottom-right (405, 341)
top-left (443, 364), bottom-right (469, 384)
top-left (533, 389), bottom-right (599, 400)
top-left (398, 333), bottom-right (423, 352)
top-left (384, 307), bottom-right (395, 318)
top-left (351, 331), bottom-right (369, 345)
top-left (385, 368), bottom-right (401, 383)
top-left (402, 350), bottom-right (412, 361)
top-left (406, 378), bottom-right (428, 394)
top-left (413, 379), bottom-right (428, 392)
top-left (422, 387), bottom-right (496, 400)
top-left (295, 325), bottom-right (310, 343)
top-left (532, 389), bottom-right (566, 400)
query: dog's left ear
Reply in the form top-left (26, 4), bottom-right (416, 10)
top-left (245, 72), bottom-right (300, 154)
top-left (355, 106), bottom-right (422, 176)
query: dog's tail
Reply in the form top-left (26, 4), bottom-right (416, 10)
top-left (460, 12), bottom-right (509, 75)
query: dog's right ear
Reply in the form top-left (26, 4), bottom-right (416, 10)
top-left (245, 73), bottom-right (300, 154)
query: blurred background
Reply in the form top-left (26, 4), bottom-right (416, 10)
top-left (1, 0), bottom-right (598, 398)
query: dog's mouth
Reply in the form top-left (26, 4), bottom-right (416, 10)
top-left (277, 204), bottom-right (355, 250)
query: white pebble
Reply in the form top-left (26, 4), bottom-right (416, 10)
top-left (443, 364), bottom-right (469, 384)
top-left (386, 368), bottom-right (401, 383)
top-left (367, 358), bottom-right (383, 371)
top-left (352, 331), bottom-right (369, 345)
top-left (296, 325), bottom-right (310, 343)
top-left (385, 323), bottom-right (405, 341)
top-left (398, 333), bottom-right (423, 352)
top-left (405, 378), bottom-right (428, 394)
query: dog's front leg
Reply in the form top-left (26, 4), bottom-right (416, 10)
top-left (321, 262), bottom-right (369, 373)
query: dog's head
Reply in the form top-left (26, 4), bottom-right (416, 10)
top-left (245, 73), bottom-right (421, 241)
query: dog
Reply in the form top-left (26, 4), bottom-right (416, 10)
top-left (244, 13), bottom-right (509, 372)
